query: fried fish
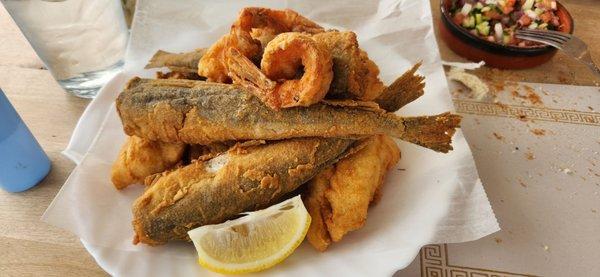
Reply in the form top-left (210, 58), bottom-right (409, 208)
top-left (304, 135), bottom-right (400, 251)
top-left (116, 78), bottom-right (460, 152)
top-left (111, 136), bottom-right (186, 190)
top-left (145, 49), bottom-right (206, 74)
top-left (132, 137), bottom-right (355, 245)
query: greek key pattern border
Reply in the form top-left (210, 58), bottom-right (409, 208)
top-left (453, 99), bottom-right (600, 127)
top-left (420, 244), bottom-right (538, 277)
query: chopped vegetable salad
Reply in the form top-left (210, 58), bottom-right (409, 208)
top-left (450, 0), bottom-right (562, 47)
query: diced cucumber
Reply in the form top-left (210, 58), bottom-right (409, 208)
top-left (534, 8), bottom-right (544, 15)
top-left (462, 15), bottom-right (476, 28)
top-left (523, 0), bottom-right (534, 10)
top-left (476, 13), bottom-right (483, 24)
top-left (481, 6), bottom-right (491, 12)
top-left (503, 34), bottom-right (511, 44)
top-left (528, 22), bottom-right (538, 29)
top-left (538, 23), bottom-right (548, 29)
top-left (476, 22), bottom-right (490, 36)
top-left (475, 2), bottom-right (484, 9)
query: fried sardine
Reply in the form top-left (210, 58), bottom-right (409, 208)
top-left (132, 137), bottom-right (355, 245)
top-left (116, 78), bottom-right (460, 153)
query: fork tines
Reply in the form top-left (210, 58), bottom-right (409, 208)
top-left (515, 29), bottom-right (572, 48)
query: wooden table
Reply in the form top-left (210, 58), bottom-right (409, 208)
top-left (0, 1), bottom-right (597, 276)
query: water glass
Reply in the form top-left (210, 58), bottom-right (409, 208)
top-left (2, 0), bottom-right (128, 98)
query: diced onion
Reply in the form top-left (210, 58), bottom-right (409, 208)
top-left (550, 1), bottom-right (557, 10)
top-left (494, 23), bottom-right (503, 42)
top-left (461, 3), bottom-right (473, 15)
top-left (525, 9), bottom-right (538, 19)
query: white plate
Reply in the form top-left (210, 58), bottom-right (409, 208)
top-left (43, 1), bottom-right (499, 276)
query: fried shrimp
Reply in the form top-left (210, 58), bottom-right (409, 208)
top-left (226, 33), bottom-right (333, 109)
top-left (261, 33), bottom-right (333, 108)
top-left (198, 7), bottom-right (324, 82)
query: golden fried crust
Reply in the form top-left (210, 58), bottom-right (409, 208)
top-left (303, 168), bottom-right (334, 251)
top-left (375, 62), bottom-right (425, 112)
top-left (132, 138), bottom-right (355, 245)
top-left (111, 136), bottom-right (186, 190)
top-left (303, 135), bottom-right (400, 250)
top-left (117, 78), bottom-right (460, 153)
top-left (311, 31), bottom-right (384, 101)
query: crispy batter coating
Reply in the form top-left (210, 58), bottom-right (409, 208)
top-left (198, 7), bottom-right (324, 82)
top-left (132, 138), bottom-right (354, 245)
top-left (111, 136), bottom-right (186, 190)
top-left (374, 62), bottom-right (425, 112)
top-left (304, 135), bottom-right (400, 251)
top-left (117, 78), bottom-right (461, 152)
top-left (311, 31), bottom-right (384, 100)
top-left (145, 49), bottom-right (206, 73)
top-left (227, 33), bottom-right (333, 109)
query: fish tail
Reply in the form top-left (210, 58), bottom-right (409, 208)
top-left (375, 62), bottom-right (425, 112)
top-left (397, 112), bottom-right (462, 153)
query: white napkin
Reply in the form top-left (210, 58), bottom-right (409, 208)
top-left (44, 0), bottom-right (499, 276)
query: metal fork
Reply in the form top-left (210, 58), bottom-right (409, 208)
top-left (515, 29), bottom-right (600, 78)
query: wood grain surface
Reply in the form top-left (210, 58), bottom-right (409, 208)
top-left (0, 1), bottom-right (597, 276)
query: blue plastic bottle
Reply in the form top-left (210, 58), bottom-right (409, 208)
top-left (0, 88), bottom-right (51, 192)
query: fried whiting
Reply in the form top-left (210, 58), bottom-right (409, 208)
top-left (132, 138), bottom-right (355, 245)
top-left (374, 62), bottom-right (425, 112)
top-left (227, 32), bottom-right (334, 109)
top-left (111, 136), bottom-right (186, 190)
top-left (145, 49), bottom-right (206, 74)
top-left (198, 7), bottom-right (324, 82)
top-left (116, 78), bottom-right (459, 152)
top-left (304, 135), bottom-right (400, 251)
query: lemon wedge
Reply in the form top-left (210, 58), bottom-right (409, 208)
top-left (188, 195), bottom-right (311, 274)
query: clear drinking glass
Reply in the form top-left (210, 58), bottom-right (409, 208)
top-left (2, 0), bottom-right (128, 98)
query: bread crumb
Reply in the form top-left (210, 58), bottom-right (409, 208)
top-left (447, 67), bottom-right (489, 101)
top-left (525, 152), bottom-right (535, 160)
top-left (562, 168), bottom-right (574, 175)
top-left (494, 237), bottom-right (503, 244)
top-left (518, 179), bottom-right (527, 187)
top-left (530, 129), bottom-right (546, 136)
top-left (493, 132), bottom-right (504, 141)
top-left (543, 245), bottom-right (549, 251)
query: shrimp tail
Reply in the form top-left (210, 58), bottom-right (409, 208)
top-left (375, 62), bottom-right (425, 112)
top-left (398, 112), bottom-right (462, 153)
top-left (225, 47), bottom-right (279, 108)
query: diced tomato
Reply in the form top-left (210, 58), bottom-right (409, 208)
top-left (502, 6), bottom-right (514, 14)
top-left (502, 0), bottom-right (516, 14)
top-left (539, 11), bottom-right (553, 23)
top-left (517, 14), bottom-right (532, 26)
top-left (551, 17), bottom-right (560, 26)
top-left (453, 13), bottom-right (466, 25)
top-left (484, 10), bottom-right (503, 20)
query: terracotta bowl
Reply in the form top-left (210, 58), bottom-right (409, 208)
top-left (439, 0), bottom-right (574, 69)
